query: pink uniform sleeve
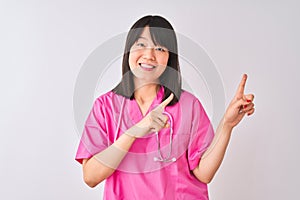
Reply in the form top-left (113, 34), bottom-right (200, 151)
top-left (187, 99), bottom-right (215, 170)
top-left (75, 98), bottom-right (109, 164)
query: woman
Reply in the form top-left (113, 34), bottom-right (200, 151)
top-left (75, 15), bottom-right (255, 199)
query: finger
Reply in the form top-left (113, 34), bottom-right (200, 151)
top-left (241, 103), bottom-right (254, 112)
top-left (152, 115), bottom-right (167, 128)
top-left (247, 108), bottom-right (255, 116)
top-left (238, 100), bottom-right (254, 113)
top-left (244, 94), bottom-right (254, 102)
top-left (234, 99), bottom-right (251, 114)
top-left (164, 123), bottom-right (170, 128)
top-left (158, 114), bottom-right (168, 124)
top-left (151, 122), bottom-right (163, 132)
top-left (149, 110), bottom-right (168, 127)
top-left (234, 98), bottom-right (247, 110)
top-left (235, 74), bottom-right (247, 99)
top-left (159, 93), bottom-right (174, 108)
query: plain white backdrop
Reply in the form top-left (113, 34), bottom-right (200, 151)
top-left (1, 0), bottom-right (299, 199)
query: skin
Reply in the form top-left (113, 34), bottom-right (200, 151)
top-left (128, 26), bottom-right (169, 115)
top-left (129, 26), bottom-right (169, 90)
top-left (81, 26), bottom-right (255, 187)
top-left (192, 74), bottom-right (255, 183)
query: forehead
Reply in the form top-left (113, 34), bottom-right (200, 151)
top-left (129, 26), bottom-right (174, 50)
top-left (136, 26), bottom-right (162, 46)
top-left (138, 27), bottom-right (151, 40)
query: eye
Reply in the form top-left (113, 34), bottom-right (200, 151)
top-left (136, 42), bottom-right (146, 47)
top-left (155, 46), bottom-right (167, 52)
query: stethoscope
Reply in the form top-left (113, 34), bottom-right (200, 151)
top-left (153, 111), bottom-right (176, 162)
top-left (116, 97), bottom-right (176, 163)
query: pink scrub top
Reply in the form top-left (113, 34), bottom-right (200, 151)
top-left (75, 86), bottom-right (214, 200)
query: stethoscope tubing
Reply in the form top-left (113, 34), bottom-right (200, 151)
top-left (154, 111), bottom-right (176, 162)
top-left (117, 97), bottom-right (176, 162)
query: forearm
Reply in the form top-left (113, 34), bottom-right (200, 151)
top-left (194, 117), bottom-right (233, 183)
top-left (82, 95), bottom-right (174, 187)
top-left (83, 133), bottom-right (136, 187)
top-left (193, 74), bottom-right (255, 183)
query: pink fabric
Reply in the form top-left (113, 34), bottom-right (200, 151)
top-left (75, 86), bottom-right (214, 200)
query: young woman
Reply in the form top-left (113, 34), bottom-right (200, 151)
top-left (75, 15), bottom-right (255, 200)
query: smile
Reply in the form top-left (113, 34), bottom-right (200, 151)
top-left (139, 63), bottom-right (156, 71)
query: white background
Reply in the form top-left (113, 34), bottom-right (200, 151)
top-left (1, 0), bottom-right (299, 199)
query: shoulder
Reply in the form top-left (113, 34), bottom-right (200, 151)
top-left (93, 91), bottom-right (124, 108)
top-left (95, 90), bottom-right (115, 102)
top-left (178, 90), bottom-right (205, 110)
top-left (179, 90), bottom-right (200, 103)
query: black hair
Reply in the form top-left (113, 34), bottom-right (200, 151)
top-left (112, 15), bottom-right (182, 106)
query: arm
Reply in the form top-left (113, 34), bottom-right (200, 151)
top-left (81, 94), bottom-right (174, 188)
top-left (193, 74), bottom-right (255, 183)
top-left (192, 117), bottom-right (233, 184)
top-left (82, 133), bottom-right (136, 188)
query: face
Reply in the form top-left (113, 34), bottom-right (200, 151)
top-left (129, 26), bottom-right (169, 84)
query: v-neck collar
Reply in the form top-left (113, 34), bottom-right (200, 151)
top-left (128, 86), bottom-right (164, 124)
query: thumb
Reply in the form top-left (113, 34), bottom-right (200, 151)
top-left (159, 93), bottom-right (174, 109)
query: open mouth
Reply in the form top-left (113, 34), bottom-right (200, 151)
top-left (139, 63), bottom-right (156, 70)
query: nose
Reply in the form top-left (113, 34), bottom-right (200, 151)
top-left (142, 47), bottom-right (155, 60)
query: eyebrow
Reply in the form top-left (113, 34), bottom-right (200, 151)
top-left (137, 36), bottom-right (148, 41)
top-left (136, 36), bottom-right (164, 48)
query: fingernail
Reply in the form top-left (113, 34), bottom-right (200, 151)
top-left (247, 99), bottom-right (251, 102)
top-left (243, 105), bottom-right (247, 109)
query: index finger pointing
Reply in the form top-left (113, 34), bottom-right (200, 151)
top-left (236, 74), bottom-right (248, 98)
top-left (159, 93), bottom-right (174, 108)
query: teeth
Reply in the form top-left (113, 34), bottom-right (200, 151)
top-left (140, 63), bottom-right (155, 69)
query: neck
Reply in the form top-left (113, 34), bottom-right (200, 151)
top-left (134, 83), bottom-right (160, 104)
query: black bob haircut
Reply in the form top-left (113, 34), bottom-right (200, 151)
top-left (112, 15), bottom-right (182, 106)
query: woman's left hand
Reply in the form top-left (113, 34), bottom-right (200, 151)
top-left (223, 74), bottom-right (255, 129)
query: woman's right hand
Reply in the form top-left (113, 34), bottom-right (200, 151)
top-left (126, 93), bottom-right (174, 138)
